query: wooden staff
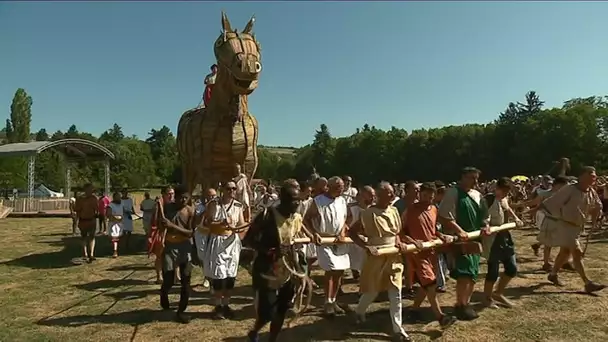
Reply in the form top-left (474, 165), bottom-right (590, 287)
top-left (292, 222), bottom-right (517, 256)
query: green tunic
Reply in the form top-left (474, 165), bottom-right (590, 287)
top-left (449, 187), bottom-right (486, 281)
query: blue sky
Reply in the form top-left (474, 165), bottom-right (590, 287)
top-left (1, 2), bottom-right (607, 147)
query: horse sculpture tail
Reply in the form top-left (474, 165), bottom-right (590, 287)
top-left (177, 108), bottom-right (202, 194)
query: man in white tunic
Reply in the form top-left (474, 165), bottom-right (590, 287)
top-left (233, 163), bottom-right (253, 222)
top-left (347, 186), bottom-right (375, 280)
top-left (304, 176), bottom-right (350, 316)
top-left (203, 181), bottom-right (249, 319)
top-left (194, 188), bottom-right (218, 289)
top-left (342, 175), bottom-right (358, 204)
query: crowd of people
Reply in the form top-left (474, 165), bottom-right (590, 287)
top-left (69, 164), bottom-right (607, 342)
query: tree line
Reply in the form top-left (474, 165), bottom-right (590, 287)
top-left (1, 88), bottom-right (607, 192)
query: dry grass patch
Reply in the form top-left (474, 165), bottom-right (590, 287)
top-left (0, 218), bottom-right (607, 341)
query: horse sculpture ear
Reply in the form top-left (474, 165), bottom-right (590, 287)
top-left (221, 11), bottom-right (233, 32)
top-left (242, 15), bottom-right (255, 34)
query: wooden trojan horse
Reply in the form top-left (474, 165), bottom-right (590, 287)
top-left (177, 12), bottom-right (261, 194)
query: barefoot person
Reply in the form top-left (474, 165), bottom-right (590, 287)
top-left (527, 176), bottom-right (572, 272)
top-left (401, 182), bottom-right (456, 328)
top-left (160, 186), bottom-right (195, 324)
top-left (107, 192), bottom-right (125, 258)
top-left (304, 176), bottom-right (350, 317)
top-left (244, 183), bottom-right (307, 342)
top-left (438, 167), bottom-right (488, 320)
top-left (543, 166), bottom-right (606, 293)
top-left (350, 182), bottom-right (411, 342)
top-left (74, 183), bottom-right (98, 263)
top-left (481, 177), bottom-right (524, 309)
top-left (203, 181), bottom-right (249, 319)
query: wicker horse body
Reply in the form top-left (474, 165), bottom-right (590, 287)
top-left (177, 12), bottom-right (261, 193)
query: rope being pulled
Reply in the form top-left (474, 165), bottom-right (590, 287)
top-left (290, 222), bottom-right (518, 255)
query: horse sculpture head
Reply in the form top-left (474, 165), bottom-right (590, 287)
top-left (214, 12), bottom-right (262, 95)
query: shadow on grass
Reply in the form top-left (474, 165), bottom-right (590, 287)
top-left (0, 236), bottom-right (84, 269)
top-left (37, 308), bottom-right (214, 327)
top-left (222, 308), bottom-right (445, 342)
top-left (105, 264), bottom-right (154, 272)
top-left (1, 231), bottom-right (150, 270)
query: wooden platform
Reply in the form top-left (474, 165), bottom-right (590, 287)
top-left (0, 206), bottom-right (13, 219)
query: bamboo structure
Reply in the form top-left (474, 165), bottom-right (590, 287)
top-left (177, 12), bottom-right (261, 194)
top-left (292, 222), bottom-right (517, 256)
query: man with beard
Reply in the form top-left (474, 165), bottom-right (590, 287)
top-left (304, 176), bottom-right (350, 316)
top-left (543, 166), bottom-right (606, 293)
top-left (401, 182), bottom-right (456, 328)
top-left (244, 183), bottom-right (306, 342)
top-left (438, 167), bottom-right (488, 320)
top-left (350, 182), bottom-right (411, 341)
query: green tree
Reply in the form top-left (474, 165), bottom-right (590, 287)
top-left (35, 128), bottom-right (49, 141)
top-left (9, 88), bottom-right (33, 143)
top-left (145, 126), bottom-right (178, 182)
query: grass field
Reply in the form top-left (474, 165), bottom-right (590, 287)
top-left (1, 218), bottom-right (607, 342)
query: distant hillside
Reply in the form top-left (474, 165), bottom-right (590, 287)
top-left (259, 145), bottom-right (297, 156)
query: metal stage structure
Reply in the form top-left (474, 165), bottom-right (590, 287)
top-left (0, 139), bottom-right (115, 211)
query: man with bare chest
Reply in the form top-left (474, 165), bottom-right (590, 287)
top-left (160, 187), bottom-right (195, 323)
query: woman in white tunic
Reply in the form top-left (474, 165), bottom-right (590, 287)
top-left (106, 192), bottom-right (124, 258)
top-left (121, 189), bottom-right (136, 249)
top-left (203, 181), bottom-right (249, 319)
top-left (304, 176), bottom-right (350, 316)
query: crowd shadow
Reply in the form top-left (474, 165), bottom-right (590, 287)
top-left (1, 230), bottom-right (150, 270)
top-left (37, 308), bottom-right (213, 328)
top-left (1, 236), bottom-right (84, 269)
top-left (222, 307), bottom-right (445, 342)
top-left (106, 264), bottom-right (153, 272)
top-left (74, 278), bottom-right (152, 292)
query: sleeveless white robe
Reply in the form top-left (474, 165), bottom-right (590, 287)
top-left (348, 205), bottom-right (365, 272)
top-left (108, 202), bottom-right (125, 239)
top-left (203, 199), bottom-right (243, 279)
top-left (313, 194), bottom-right (350, 271)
